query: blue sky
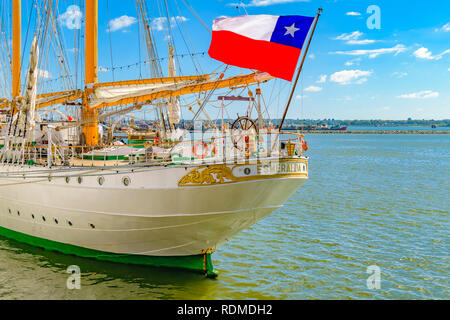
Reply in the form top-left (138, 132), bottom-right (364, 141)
top-left (28, 0), bottom-right (450, 119)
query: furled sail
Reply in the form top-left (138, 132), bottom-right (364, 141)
top-left (16, 36), bottom-right (39, 139)
top-left (35, 90), bottom-right (82, 109)
top-left (89, 72), bottom-right (273, 109)
top-left (0, 99), bottom-right (8, 109)
top-left (89, 75), bottom-right (211, 108)
top-left (167, 45), bottom-right (181, 126)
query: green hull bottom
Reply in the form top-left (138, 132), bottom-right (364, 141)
top-left (0, 226), bottom-right (218, 278)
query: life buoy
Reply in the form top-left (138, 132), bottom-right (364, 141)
top-left (302, 140), bottom-right (309, 151)
top-left (193, 141), bottom-right (210, 159)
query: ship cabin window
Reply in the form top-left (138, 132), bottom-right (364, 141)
top-left (122, 177), bottom-right (131, 187)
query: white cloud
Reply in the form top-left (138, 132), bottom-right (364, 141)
top-left (152, 16), bottom-right (188, 31)
top-left (413, 47), bottom-right (450, 60)
top-left (347, 39), bottom-right (377, 45)
top-left (435, 22), bottom-right (450, 32)
top-left (330, 96), bottom-right (353, 102)
top-left (345, 58), bottom-right (361, 66)
top-left (108, 15), bottom-right (137, 32)
top-left (332, 44), bottom-right (407, 58)
top-left (334, 31), bottom-right (376, 45)
top-left (296, 94), bottom-right (308, 99)
top-left (304, 86), bottom-right (322, 92)
top-left (397, 90), bottom-right (439, 99)
top-left (316, 75), bottom-right (327, 83)
top-left (335, 31), bottom-right (362, 41)
top-left (58, 5), bottom-right (82, 30)
top-left (346, 12), bottom-right (361, 16)
top-left (231, 0), bottom-right (309, 7)
top-left (330, 70), bottom-right (372, 85)
top-left (37, 69), bottom-right (52, 79)
top-left (391, 72), bottom-right (408, 79)
top-left (309, 53), bottom-right (316, 59)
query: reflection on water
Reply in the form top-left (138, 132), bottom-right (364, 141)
top-left (0, 134), bottom-right (449, 299)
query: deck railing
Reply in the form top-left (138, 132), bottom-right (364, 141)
top-left (0, 131), bottom-right (306, 168)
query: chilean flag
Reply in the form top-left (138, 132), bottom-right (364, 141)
top-left (208, 15), bottom-right (315, 81)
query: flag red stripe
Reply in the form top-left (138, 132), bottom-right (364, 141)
top-left (208, 30), bottom-right (301, 81)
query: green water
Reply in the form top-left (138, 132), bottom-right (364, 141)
top-left (0, 134), bottom-right (448, 299)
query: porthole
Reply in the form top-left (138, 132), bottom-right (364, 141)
top-left (68, 221), bottom-right (73, 227)
top-left (8, 208), bottom-right (11, 214)
top-left (31, 214), bottom-right (35, 219)
top-left (122, 177), bottom-right (131, 187)
top-left (78, 176), bottom-right (83, 184)
top-left (98, 176), bottom-right (105, 186)
top-left (244, 168), bottom-right (251, 175)
top-left (42, 216), bottom-right (46, 222)
top-left (65, 176), bottom-right (70, 184)
top-left (54, 219), bottom-right (59, 224)
top-left (48, 175), bottom-right (52, 182)
top-left (89, 223), bottom-right (96, 229)
top-left (17, 211), bottom-right (20, 216)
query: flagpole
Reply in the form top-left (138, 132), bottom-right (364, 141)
top-left (279, 8), bottom-right (322, 131)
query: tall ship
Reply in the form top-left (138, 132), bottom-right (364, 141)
top-left (0, 0), bottom-right (320, 277)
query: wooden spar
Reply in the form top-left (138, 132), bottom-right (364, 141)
top-left (0, 91), bottom-right (82, 110)
top-left (93, 75), bottom-right (212, 88)
top-left (278, 8), bottom-right (322, 131)
top-left (85, 0), bottom-right (98, 85)
top-left (12, 0), bottom-right (21, 111)
top-left (0, 99), bottom-right (10, 109)
top-left (35, 90), bottom-right (83, 109)
top-left (93, 72), bottom-right (274, 109)
top-left (217, 96), bottom-right (255, 102)
top-left (83, 0), bottom-right (99, 146)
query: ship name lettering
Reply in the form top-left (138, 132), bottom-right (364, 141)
top-left (257, 162), bottom-right (304, 175)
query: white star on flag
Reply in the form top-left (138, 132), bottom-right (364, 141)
top-left (284, 23), bottom-right (300, 37)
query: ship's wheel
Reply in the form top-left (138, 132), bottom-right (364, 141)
top-left (231, 116), bottom-right (258, 132)
top-left (231, 116), bottom-right (258, 148)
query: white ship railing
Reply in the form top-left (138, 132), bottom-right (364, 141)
top-left (0, 131), bottom-right (306, 168)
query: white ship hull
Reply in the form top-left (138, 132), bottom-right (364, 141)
top-left (0, 157), bottom-right (308, 275)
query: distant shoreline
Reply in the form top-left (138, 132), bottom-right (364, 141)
top-left (296, 130), bottom-right (450, 134)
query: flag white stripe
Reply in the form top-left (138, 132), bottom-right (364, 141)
top-left (212, 15), bottom-right (279, 42)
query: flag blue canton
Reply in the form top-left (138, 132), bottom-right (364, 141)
top-left (270, 15), bottom-right (315, 50)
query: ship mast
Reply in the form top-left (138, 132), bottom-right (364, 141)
top-left (83, 0), bottom-right (99, 146)
top-left (12, 0), bottom-right (21, 108)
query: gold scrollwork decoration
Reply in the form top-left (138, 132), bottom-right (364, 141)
top-left (178, 165), bottom-right (236, 187)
